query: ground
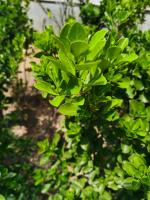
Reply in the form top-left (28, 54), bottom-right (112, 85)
top-left (4, 46), bottom-right (61, 140)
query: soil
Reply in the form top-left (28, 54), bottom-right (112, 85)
top-left (3, 46), bottom-right (62, 140)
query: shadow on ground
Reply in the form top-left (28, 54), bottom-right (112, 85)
top-left (5, 86), bottom-right (60, 140)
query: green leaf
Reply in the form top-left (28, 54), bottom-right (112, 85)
top-left (49, 95), bottom-right (65, 107)
top-left (68, 22), bottom-right (87, 42)
top-left (72, 178), bottom-right (87, 190)
top-left (118, 10), bottom-right (131, 23)
top-left (87, 29), bottom-right (108, 60)
top-left (129, 154), bottom-right (146, 169)
top-left (58, 103), bottom-right (79, 116)
top-left (91, 74), bottom-right (107, 86)
top-left (69, 96), bottom-right (85, 106)
top-left (68, 78), bottom-right (82, 95)
top-left (41, 183), bottom-right (51, 194)
top-left (58, 50), bottom-right (75, 75)
top-left (123, 178), bottom-right (141, 191)
top-left (0, 195), bottom-right (5, 200)
top-left (122, 161), bottom-right (137, 176)
top-left (117, 38), bottom-right (129, 50)
top-left (89, 29), bottom-right (108, 50)
top-left (34, 80), bottom-right (57, 95)
top-left (71, 41), bottom-right (89, 57)
top-left (118, 53), bottom-right (138, 63)
top-left (141, 176), bottom-right (150, 186)
top-left (134, 79), bottom-right (144, 91)
top-left (76, 60), bottom-right (100, 70)
top-left (51, 132), bottom-right (61, 148)
top-left (129, 100), bottom-right (145, 115)
top-left (110, 98), bottom-right (123, 109)
top-left (49, 57), bottom-right (72, 75)
top-left (87, 39), bottom-right (106, 61)
top-left (37, 138), bottom-right (49, 154)
top-left (60, 23), bottom-right (71, 39)
top-left (107, 111), bottom-right (119, 121)
top-left (147, 191), bottom-right (150, 200)
top-left (107, 46), bottom-right (122, 60)
top-left (118, 77), bottom-right (130, 88)
top-left (121, 144), bottom-right (132, 154)
top-left (53, 36), bottom-right (74, 61)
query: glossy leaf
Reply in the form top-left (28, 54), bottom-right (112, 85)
top-left (89, 29), bottom-right (108, 50)
top-left (49, 95), bottom-right (65, 107)
top-left (58, 103), bottom-right (79, 116)
top-left (91, 74), bottom-right (107, 86)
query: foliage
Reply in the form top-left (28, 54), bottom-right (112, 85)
top-left (32, 18), bottom-right (150, 199)
top-left (80, 0), bottom-right (150, 31)
top-left (33, 26), bottom-right (57, 55)
top-left (0, 1), bottom-right (34, 199)
top-left (0, 114), bottom-right (39, 200)
top-left (0, 0), bottom-right (32, 114)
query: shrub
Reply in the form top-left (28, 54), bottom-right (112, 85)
top-left (0, 0), bottom-right (32, 116)
top-left (0, 115), bottom-right (39, 200)
top-left (32, 19), bottom-right (150, 199)
top-left (80, 0), bottom-right (150, 31)
top-left (0, 1), bottom-right (33, 199)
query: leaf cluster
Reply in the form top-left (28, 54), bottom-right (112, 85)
top-left (32, 1), bottom-right (150, 199)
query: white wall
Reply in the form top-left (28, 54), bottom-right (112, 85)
top-left (28, 1), bottom-right (150, 32)
top-left (28, 1), bottom-right (81, 32)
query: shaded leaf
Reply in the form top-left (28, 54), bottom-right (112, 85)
top-left (68, 22), bottom-right (87, 42)
top-left (71, 41), bottom-right (89, 57)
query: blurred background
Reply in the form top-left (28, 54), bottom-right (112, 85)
top-left (28, 0), bottom-right (150, 32)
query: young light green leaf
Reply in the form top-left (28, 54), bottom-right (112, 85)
top-left (0, 195), bottom-right (5, 200)
top-left (118, 77), bottom-right (131, 88)
top-left (87, 39), bottom-right (106, 61)
top-left (58, 50), bottom-right (75, 75)
top-left (68, 22), bottom-right (87, 42)
top-left (60, 23), bottom-right (71, 39)
top-left (117, 38), bottom-right (129, 50)
top-left (49, 95), bottom-right (65, 107)
top-left (122, 161), bottom-right (137, 176)
top-left (58, 103), bottom-right (79, 116)
top-left (118, 53), bottom-right (138, 63)
top-left (34, 80), bottom-right (57, 95)
top-left (66, 96), bottom-right (85, 106)
top-left (110, 98), bottom-right (123, 109)
top-left (70, 41), bottom-right (89, 57)
top-left (129, 154), bottom-right (146, 169)
top-left (89, 29), bottom-right (108, 50)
